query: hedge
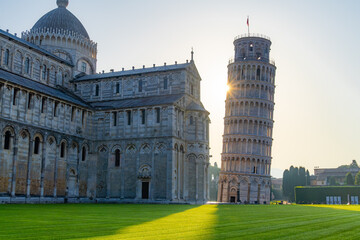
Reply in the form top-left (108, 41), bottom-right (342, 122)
top-left (295, 186), bottom-right (360, 204)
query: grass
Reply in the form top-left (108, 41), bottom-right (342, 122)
top-left (0, 204), bottom-right (360, 239)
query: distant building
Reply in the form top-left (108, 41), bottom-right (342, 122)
top-left (217, 33), bottom-right (276, 204)
top-left (312, 167), bottom-right (359, 186)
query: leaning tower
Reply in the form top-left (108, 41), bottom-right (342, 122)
top-left (218, 33), bottom-right (276, 204)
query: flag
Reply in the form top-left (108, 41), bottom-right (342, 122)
top-left (247, 17), bottom-right (249, 27)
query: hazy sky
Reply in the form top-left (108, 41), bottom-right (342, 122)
top-left (1, 0), bottom-right (360, 178)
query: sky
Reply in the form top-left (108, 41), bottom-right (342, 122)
top-left (1, 0), bottom-right (360, 178)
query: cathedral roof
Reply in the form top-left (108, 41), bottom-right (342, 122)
top-left (90, 94), bottom-right (184, 110)
top-left (73, 63), bottom-right (192, 82)
top-left (0, 29), bottom-right (73, 66)
top-left (186, 101), bottom-right (209, 113)
top-left (0, 69), bottom-right (90, 108)
top-left (31, 0), bottom-right (90, 40)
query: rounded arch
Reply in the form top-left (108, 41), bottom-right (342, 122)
top-left (76, 57), bottom-right (95, 74)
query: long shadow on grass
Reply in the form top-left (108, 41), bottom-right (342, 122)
top-left (0, 204), bottom-right (198, 240)
top-left (211, 204), bottom-right (360, 240)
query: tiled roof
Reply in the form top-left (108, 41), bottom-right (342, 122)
top-left (32, 6), bottom-right (89, 39)
top-left (0, 29), bottom-right (73, 66)
top-left (73, 63), bottom-right (192, 82)
top-left (90, 94), bottom-right (184, 110)
top-left (186, 101), bottom-right (209, 113)
top-left (0, 69), bottom-right (90, 108)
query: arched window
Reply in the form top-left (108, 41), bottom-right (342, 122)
top-left (82, 146), bottom-right (86, 161)
top-left (60, 142), bottom-right (66, 158)
top-left (25, 58), bottom-right (30, 74)
top-left (256, 68), bottom-right (261, 80)
top-left (138, 80), bottom-right (143, 92)
top-left (164, 77), bottom-right (168, 90)
top-left (34, 137), bottom-right (40, 154)
top-left (13, 88), bottom-right (18, 106)
top-left (42, 65), bottom-right (47, 81)
top-left (41, 97), bottom-right (46, 113)
top-left (4, 131), bottom-right (11, 150)
top-left (249, 43), bottom-right (253, 52)
top-left (4, 49), bottom-right (10, 66)
top-left (115, 149), bottom-right (121, 167)
top-left (190, 116), bottom-right (194, 125)
top-left (95, 84), bottom-right (99, 96)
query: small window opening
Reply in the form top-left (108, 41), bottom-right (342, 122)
top-left (13, 88), bottom-right (18, 106)
top-left (28, 93), bottom-right (33, 109)
top-left (164, 78), bottom-right (168, 90)
top-left (34, 137), bottom-right (40, 154)
top-left (42, 65), bottom-right (47, 81)
top-left (25, 58), bottom-right (30, 74)
top-left (95, 85), bottom-right (99, 96)
top-left (127, 111), bottom-right (132, 125)
top-left (81, 62), bottom-right (87, 73)
top-left (82, 147), bottom-right (86, 161)
top-left (190, 116), bottom-right (194, 125)
top-left (141, 109), bottom-right (146, 125)
top-left (138, 80), bottom-right (143, 92)
top-left (249, 43), bottom-right (253, 52)
top-left (116, 83), bottom-right (120, 93)
top-left (60, 142), bottom-right (65, 158)
top-left (113, 112), bottom-right (117, 126)
top-left (4, 49), bottom-right (10, 66)
top-left (54, 102), bottom-right (58, 117)
top-left (115, 149), bottom-right (121, 167)
top-left (41, 98), bottom-right (46, 113)
top-left (82, 110), bottom-right (86, 125)
top-left (71, 107), bottom-right (75, 122)
top-left (4, 131), bottom-right (11, 150)
top-left (156, 108), bottom-right (161, 123)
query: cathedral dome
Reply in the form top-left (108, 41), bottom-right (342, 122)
top-left (31, 0), bottom-right (90, 39)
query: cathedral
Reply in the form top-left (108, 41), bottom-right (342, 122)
top-left (0, 0), bottom-right (210, 204)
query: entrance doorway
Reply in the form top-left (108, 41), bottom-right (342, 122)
top-left (142, 182), bottom-right (149, 199)
top-left (230, 196), bottom-right (236, 203)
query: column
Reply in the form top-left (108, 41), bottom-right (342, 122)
top-left (203, 163), bottom-right (207, 201)
top-left (76, 150), bottom-right (80, 197)
top-left (195, 161), bottom-right (198, 201)
top-left (26, 139), bottom-right (33, 197)
top-left (53, 144), bottom-right (59, 197)
top-left (40, 139), bottom-right (46, 198)
top-left (10, 135), bottom-right (18, 197)
top-left (106, 154), bottom-right (110, 199)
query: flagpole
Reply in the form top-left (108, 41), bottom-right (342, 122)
top-left (247, 16), bottom-right (250, 36)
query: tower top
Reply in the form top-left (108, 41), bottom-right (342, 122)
top-left (57, 0), bottom-right (69, 8)
top-left (191, 47), bottom-right (194, 62)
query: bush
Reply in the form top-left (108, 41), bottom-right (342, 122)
top-left (295, 186), bottom-right (360, 204)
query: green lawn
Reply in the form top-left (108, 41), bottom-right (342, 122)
top-left (0, 204), bottom-right (360, 239)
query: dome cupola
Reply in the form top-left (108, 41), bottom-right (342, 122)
top-left (22, 0), bottom-right (97, 77)
top-left (31, 0), bottom-right (89, 40)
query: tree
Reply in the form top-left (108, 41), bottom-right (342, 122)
top-left (355, 172), bottom-right (360, 185)
top-left (306, 170), bottom-right (311, 186)
top-left (345, 172), bottom-right (354, 185)
top-left (282, 170), bottom-right (290, 198)
top-left (299, 167), bottom-right (306, 186)
top-left (329, 176), bottom-right (336, 186)
top-left (282, 166), bottom-right (310, 202)
top-left (350, 160), bottom-right (359, 168)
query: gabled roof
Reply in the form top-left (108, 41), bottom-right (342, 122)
top-left (90, 94), bottom-right (184, 110)
top-left (73, 62), bottom-right (192, 82)
top-left (0, 29), bottom-right (73, 66)
top-left (0, 69), bottom-right (90, 108)
top-left (186, 101), bottom-right (209, 113)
